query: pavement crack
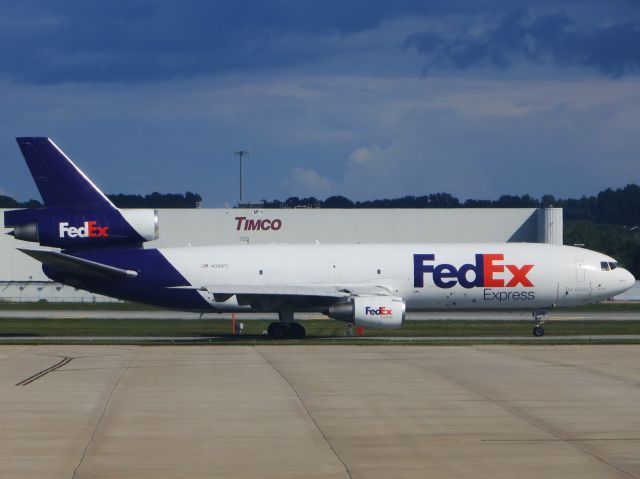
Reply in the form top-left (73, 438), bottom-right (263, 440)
top-left (254, 346), bottom-right (353, 479)
top-left (72, 347), bottom-right (140, 479)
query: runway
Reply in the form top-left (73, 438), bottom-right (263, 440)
top-left (1, 345), bottom-right (639, 478)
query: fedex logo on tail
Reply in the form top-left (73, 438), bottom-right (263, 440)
top-left (59, 221), bottom-right (109, 239)
top-left (413, 254), bottom-right (534, 289)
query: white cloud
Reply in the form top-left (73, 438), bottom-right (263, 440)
top-left (348, 147), bottom-right (371, 164)
top-left (285, 167), bottom-right (337, 198)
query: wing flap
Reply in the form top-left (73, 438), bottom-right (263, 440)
top-left (18, 248), bottom-right (137, 279)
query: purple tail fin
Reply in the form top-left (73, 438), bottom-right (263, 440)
top-left (16, 137), bottom-right (116, 210)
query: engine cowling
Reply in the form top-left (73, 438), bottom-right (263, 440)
top-left (120, 209), bottom-right (159, 242)
top-left (6, 208), bottom-right (158, 248)
top-left (328, 296), bottom-right (406, 329)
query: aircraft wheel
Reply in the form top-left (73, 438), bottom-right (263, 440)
top-left (268, 322), bottom-right (287, 339)
top-left (288, 322), bottom-right (306, 339)
top-left (533, 326), bottom-right (545, 337)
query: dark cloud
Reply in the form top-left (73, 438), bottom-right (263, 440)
top-left (0, 0), bottom-right (446, 83)
top-left (1, 1), bottom-right (639, 83)
top-left (405, 9), bottom-right (640, 76)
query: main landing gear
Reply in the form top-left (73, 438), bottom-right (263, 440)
top-left (267, 309), bottom-right (306, 339)
top-left (532, 309), bottom-right (548, 337)
top-left (266, 322), bottom-right (306, 339)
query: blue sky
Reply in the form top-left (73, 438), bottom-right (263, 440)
top-left (1, 0), bottom-right (639, 206)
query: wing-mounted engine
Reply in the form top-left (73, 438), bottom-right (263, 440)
top-left (5, 207), bottom-right (158, 248)
top-left (327, 296), bottom-right (406, 329)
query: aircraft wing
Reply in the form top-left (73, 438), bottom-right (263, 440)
top-left (18, 248), bottom-right (138, 279)
top-left (175, 284), bottom-right (393, 302)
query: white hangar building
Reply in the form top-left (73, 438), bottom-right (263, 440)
top-left (0, 207), bottom-right (562, 302)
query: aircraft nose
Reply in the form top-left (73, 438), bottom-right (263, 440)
top-left (613, 268), bottom-right (636, 296)
top-left (623, 268), bottom-right (636, 285)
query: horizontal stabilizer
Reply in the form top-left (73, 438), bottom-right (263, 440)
top-left (18, 248), bottom-right (137, 279)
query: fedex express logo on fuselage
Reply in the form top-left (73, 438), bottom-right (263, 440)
top-left (59, 221), bottom-right (109, 238)
top-left (413, 254), bottom-right (534, 289)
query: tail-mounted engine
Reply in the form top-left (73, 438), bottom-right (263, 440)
top-left (5, 207), bottom-right (158, 248)
top-left (327, 296), bottom-right (406, 329)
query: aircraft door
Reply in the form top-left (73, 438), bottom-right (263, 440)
top-left (558, 260), bottom-right (591, 305)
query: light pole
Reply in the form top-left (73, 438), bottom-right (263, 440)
top-left (234, 149), bottom-right (250, 205)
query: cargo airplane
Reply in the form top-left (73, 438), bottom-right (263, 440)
top-left (4, 138), bottom-right (635, 338)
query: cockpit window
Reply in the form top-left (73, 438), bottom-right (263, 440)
top-left (601, 261), bottom-right (621, 271)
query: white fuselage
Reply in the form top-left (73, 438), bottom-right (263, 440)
top-left (159, 242), bottom-right (635, 313)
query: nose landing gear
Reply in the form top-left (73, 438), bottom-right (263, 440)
top-left (532, 309), bottom-right (548, 337)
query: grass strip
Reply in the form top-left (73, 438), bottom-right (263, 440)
top-left (0, 318), bottom-right (638, 338)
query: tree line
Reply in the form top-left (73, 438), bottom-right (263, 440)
top-left (0, 191), bottom-right (202, 209)
top-left (262, 183), bottom-right (640, 227)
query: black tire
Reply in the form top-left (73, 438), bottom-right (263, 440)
top-left (533, 326), bottom-right (545, 337)
top-left (268, 322), bottom-right (287, 339)
top-left (288, 322), bottom-right (306, 339)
